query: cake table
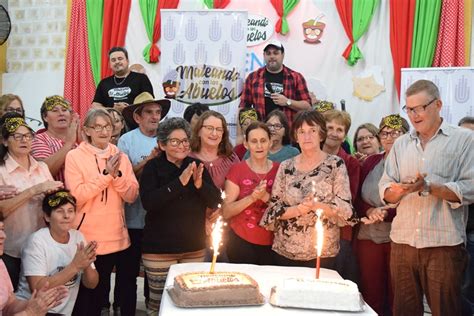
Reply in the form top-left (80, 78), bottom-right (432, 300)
top-left (160, 262), bottom-right (377, 315)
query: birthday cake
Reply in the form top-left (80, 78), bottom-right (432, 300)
top-left (168, 271), bottom-right (264, 307)
top-left (270, 278), bottom-right (363, 311)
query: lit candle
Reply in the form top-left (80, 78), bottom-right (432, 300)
top-left (210, 215), bottom-right (224, 274)
top-left (315, 209), bottom-right (324, 279)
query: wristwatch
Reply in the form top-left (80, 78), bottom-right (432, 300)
top-left (419, 179), bottom-right (431, 197)
top-left (286, 99), bottom-right (292, 107)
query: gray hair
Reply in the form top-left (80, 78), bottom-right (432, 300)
top-left (405, 79), bottom-right (440, 100)
top-left (458, 116), bottom-right (474, 126)
top-left (82, 108), bottom-right (113, 143)
top-left (157, 117), bottom-right (191, 144)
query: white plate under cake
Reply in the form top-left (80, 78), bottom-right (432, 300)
top-left (270, 278), bottom-right (364, 311)
top-left (167, 271), bottom-right (265, 307)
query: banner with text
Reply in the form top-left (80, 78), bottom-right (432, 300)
top-left (161, 10), bottom-right (247, 142)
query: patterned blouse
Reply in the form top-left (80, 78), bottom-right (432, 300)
top-left (260, 155), bottom-right (353, 260)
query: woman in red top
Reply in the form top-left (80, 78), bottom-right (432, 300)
top-left (223, 122), bottom-right (279, 265)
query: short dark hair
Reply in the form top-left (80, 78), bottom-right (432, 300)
top-left (157, 117), bottom-right (191, 144)
top-left (108, 47), bottom-right (128, 59)
top-left (290, 110), bottom-right (327, 144)
top-left (42, 190), bottom-right (77, 217)
top-left (265, 109), bottom-right (291, 145)
top-left (183, 103), bottom-right (210, 123)
top-left (458, 116), bottom-right (474, 126)
top-left (245, 121), bottom-right (271, 140)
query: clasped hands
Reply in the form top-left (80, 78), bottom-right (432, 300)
top-left (250, 180), bottom-right (269, 202)
top-left (389, 172), bottom-right (426, 196)
top-left (179, 161), bottom-right (204, 189)
top-left (105, 153), bottom-right (122, 178)
top-left (296, 194), bottom-right (331, 217)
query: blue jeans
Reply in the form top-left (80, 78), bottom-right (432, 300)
top-left (463, 232), bottom-right (474, 313)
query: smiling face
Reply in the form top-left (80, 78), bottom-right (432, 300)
top-left (159, 129), bottom-right (190, 165)
top-left (325, 119), bottom-right (346, 150)
top-left (405, 91), bottom-right (441, 137)
top-left (245, 127), bottom-right (270, 160)
top-left (109, 51), bottom-right (129, 76)
top-left (85, 115), bottom-right (113, 149)
top-left (264, 47), bottom-right (284, 73)
top-left (45, 202), bottom-right (76, 234)
top-left (355, 128), bottom-right (380, 155)
top-left (5, 125), bottom-right (34, 157)
top-left (44, 105), bottom-right (72, 131)
top-left (198, 115), bottom-right (224, 149)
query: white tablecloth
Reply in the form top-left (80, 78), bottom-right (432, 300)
top-left (159, 262), bottom-right (377, 316)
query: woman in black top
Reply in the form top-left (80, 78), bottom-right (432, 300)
top-left (139, 117), bottom-right (221, 314)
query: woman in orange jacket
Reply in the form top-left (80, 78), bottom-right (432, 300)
top-left (65, 108), bottom-right (138, 316)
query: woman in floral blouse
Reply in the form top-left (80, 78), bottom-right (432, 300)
top-left (260, 110), bottom-right (353, 268)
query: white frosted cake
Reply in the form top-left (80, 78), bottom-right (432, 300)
top-left (168, 271), bottom-right (264, 307)
top-left (270, 278), bottom-right (363, 311)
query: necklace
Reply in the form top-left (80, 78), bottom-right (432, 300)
top-left (197, 152), bottom-right (218, 168)
top-left (113, 75), bottom-right (128, 86)
top-left (248, 159), bottom-right (272, 183)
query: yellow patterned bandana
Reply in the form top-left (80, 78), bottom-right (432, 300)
top-left (48, 191), bottom-right (76, 207)
top-left (43, 95), bottom-right (71, 111)
top-left (314, 100), bottom-right (335, 113)
top-left (381, 114), bottom-right (403, 130)
top-left (4, 117), bottom-right (29, 133)
top-left (239, 108), bottom-right (258, 125)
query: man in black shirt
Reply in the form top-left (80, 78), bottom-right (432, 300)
top-left (92, 47), bottom-right (154, 113)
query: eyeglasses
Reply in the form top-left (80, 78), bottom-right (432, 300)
top-left (6, 108), bottom-right (24, 115)
top-left (402, 98), bottom-right (437, 115)
top-left (167, 138), bottom-right (190, 147)
top-left (356, 135), bottom-right (376, 143)
top-left (88, 125), bottom-right (113, 132)
top-left (379, 130), bottom-right (403, 139)
top-left (9, 133), bottom-right (34, 141)
top-left (202, 125), bottom-right (225, 134)
top-left (267, 123), bottom-right (283, 130)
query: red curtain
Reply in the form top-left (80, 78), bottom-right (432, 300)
top-left (270, 0), bottom-right (284, 34)
top-left (432, 0), bottom-right (465, 67)
top-left (64, 0), bottom-right (96, 119)
top-left (389, 0), bottom-right (416, 98)
top-left (214, 0), bottom-right (230, 8)
top-left (150, 0), bottom-right (180, 63)
top-left (335, 0), bottom-right (354, 60)
top-left (100, 0), bottom-right (132, 79)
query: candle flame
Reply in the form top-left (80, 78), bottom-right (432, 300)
top-left (211, 216), bottom-right (224, 256)
top-left (315, 209), bottom-right (324, 257)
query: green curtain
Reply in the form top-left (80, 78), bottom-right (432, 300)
top-left (410, 0), bottom-right (442, 67)
top-left (203, 0), bottom-right (213, 8)
top-left (348, 0), bottom-right (379, 66)
top-left (86, 0), bottom-right (104, 86)
top-left (281, 0), bottom-right (299, 35)
top-left (139, 0), bottom-right (158, 63)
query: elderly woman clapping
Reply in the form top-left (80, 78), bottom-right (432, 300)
top-left (0, 113), bottom-right (63, 289)
top-left (140, 117), bottom-right (221, 314)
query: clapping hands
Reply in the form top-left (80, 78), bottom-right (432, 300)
top-left (105, 153), bottom-right (122, 178)
top-left (72, 241), bottom-right (97, 271)
top-left (179, 161), bottom-right (204, 189)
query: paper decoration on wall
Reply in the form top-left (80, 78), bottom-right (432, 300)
top-left (302, 14), bottom-right (325, 44)
top-left (353, 76), bottom-right (385, 101)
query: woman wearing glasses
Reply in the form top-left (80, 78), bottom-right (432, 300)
top-left (261, 110), bottom-right (353, 267)
top-left (353, 123), bottom-right (381, 163)
top-left (32, 96), bottom-right (80, 183)
top-left (0, 113), bottom-right (63, 289)
top-left (355, 114), bottom-right (409, 316)
top-left (139, 117), bottom-right (221, 314)
top-left (0, 94), bottom-right (25, 118)
top-left (243, 110), bottom-right (299, 162)
top-left (223, 122), bottom-right (279, 265)
top-left (64, 109), bottom-right (138, 315)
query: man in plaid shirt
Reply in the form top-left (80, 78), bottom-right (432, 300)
top-left (240, 40), bottom-right (311, 123)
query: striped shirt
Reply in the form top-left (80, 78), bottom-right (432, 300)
top-left (32, 131), bottom-right (72, 183)
top-left (379, 120), bottom-right (474, 248)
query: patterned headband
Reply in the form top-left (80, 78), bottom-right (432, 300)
top-left (314, 100), bottom-right (335, 113)
top-left (43, 95), bottom-right (71, 111)
top-left (381, 114), bottom-right (404, 130)
top-left (48, 191), bottom-right (76, 208)
top-left (239, 109), bottom-right (258, 125)
top-left (4, 117), bottom-right (29, 133)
